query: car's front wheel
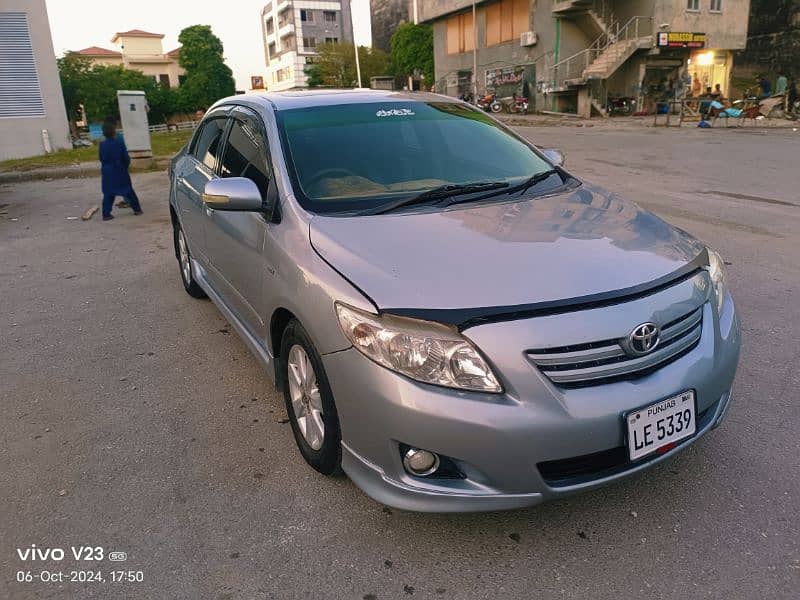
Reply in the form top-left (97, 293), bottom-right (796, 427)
top-left (281, 320), bottom-right (342, 475)
top-left (173, 222), bottom-right (206, 299)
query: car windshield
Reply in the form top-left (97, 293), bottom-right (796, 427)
top-left (277, 101), bottom-right (555, 214)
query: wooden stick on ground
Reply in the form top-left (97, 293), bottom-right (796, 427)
top-left (81, 205), bottom-right (99, 221)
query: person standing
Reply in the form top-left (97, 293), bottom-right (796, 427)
top-left (99, 122), bottom-right (142, 221)
top-left (788, 75), bottom-right (798, 115)
top-left (691, 76), bottom-right (702, 97)
top-left (776, 72), bottom-right (788, 95)
top-left (759, 75), bottom-right (772, 98)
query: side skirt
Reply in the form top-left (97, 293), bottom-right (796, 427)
top-left (192, 258), bottom-right (277, 386)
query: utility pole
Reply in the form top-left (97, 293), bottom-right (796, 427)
top-left (472, 1), bottom-right (478, 100)
top-left (351, 0), bottom-right (362, 87)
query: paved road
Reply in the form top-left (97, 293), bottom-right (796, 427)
top-left (1, 126), bottom-right (798, 599)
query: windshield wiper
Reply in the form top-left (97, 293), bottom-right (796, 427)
top-left (514, 168), bottom-right (562, 196)
top-left (360, 181), bottom-right (510, 216)
top-left (438, 168), bottom-right (566, 209)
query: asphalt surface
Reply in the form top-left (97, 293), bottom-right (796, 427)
top-left (1, 125), bottom-right (798, 599)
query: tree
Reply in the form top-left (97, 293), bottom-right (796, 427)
top-left (304, 43), bottom-right (390, 88)
top-left (390, 23), bottom-right (434, 84)
top-left (177, 25), bottom-right (235, 110)
top-left (77, 65), bottom-right (157, 122)
top-left (57, 53), bottom-right (93, 124)
top-left (58, 55), bottom-right (167, 124)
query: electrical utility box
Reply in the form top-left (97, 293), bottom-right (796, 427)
top-left (117, 90), bottom-right (152, 158)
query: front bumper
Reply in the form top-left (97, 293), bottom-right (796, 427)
top-left (323, 292), bottom-right (740, 513)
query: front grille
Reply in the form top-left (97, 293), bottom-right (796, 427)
top-left (527, 306), bottom-right (703, 387)
top-left (538, 403), bottom-right (716, 487)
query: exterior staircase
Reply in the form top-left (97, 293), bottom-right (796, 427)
top-left (549, 15), bottom-right (653, 91)
top-left (583, 37), bottom-right (653, 80)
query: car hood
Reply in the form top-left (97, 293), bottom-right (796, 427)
top-left (309, 184), bottom-right (706, 321)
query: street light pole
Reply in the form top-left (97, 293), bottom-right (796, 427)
top-left (351, 0), bottom-right (362, 88)
top-left (472, 1), bottom-right (478, 101)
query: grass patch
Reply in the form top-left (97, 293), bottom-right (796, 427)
top-left (0, 129), bottom-right (193, 173)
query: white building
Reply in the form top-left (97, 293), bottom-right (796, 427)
top-left (0, 0), bottom-right (71, 160)
top-left (261, 0), bottom-right (354, 91)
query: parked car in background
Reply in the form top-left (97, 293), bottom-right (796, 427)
top-left (169, 90), bottom-right (740, 512)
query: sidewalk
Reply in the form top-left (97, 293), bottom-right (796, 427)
top-left (496, 112), bottom-right (800, 130)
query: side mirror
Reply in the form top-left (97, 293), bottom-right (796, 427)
top-left (541, 148), bottom-right (565, 167)
top-left (202, 178), bottom-right (263, 211)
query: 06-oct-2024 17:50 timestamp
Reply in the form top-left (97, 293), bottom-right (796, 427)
top-left (15, 569), bottom-right (144, 584)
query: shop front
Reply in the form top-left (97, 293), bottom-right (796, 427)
top-left (651, 31), bottom-right (733, 100)
top-left (687, 49), bottom-right (733, 99)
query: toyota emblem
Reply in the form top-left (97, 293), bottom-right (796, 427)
top-left (628, 322), bottom-right (660, 355)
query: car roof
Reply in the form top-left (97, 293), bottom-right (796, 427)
top-left (214, 89), bottom-right (459, 112)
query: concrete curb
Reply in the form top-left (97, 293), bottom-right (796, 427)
top-left (0, 159), bottom-right (170, 184)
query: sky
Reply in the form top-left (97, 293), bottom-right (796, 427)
top-left (44, 0), bottom-right (373, 90)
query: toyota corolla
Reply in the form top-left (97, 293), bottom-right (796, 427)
top-left (168, 90), bottom-right (740, 512)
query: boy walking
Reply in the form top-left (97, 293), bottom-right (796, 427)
top-left (99, 122), bottom-right (142, 221)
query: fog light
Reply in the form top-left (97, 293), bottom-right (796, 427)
top-left (403, 448), bottom-right (440, 476)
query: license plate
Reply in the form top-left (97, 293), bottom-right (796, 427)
top-left (626, 391), bottom-right (696, 461)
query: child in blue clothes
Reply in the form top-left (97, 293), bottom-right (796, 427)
top-left (99, 122), bottom-right (142, 221)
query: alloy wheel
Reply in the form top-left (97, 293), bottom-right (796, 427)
top-left (178, 229), bottom-right (191, 284)
top-left (287, 344), bottom-right (325, 450)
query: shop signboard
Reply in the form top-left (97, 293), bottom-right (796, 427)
top-left (657, 32), bottom-right (706, 49)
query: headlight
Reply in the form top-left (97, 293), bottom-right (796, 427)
top-left (707, 248), bottom-right (728, 314)
top-left (335, 303), bottom-right (502, 393)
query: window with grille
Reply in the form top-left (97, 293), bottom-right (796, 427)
top-left (303, 37), bottom-right (316, 49)
top-left (324, 11), bottom-right (337, 22)
top-left (0, 12), bottom-right (45, 118)
top-left (301, 9), bottom-right (313, 22)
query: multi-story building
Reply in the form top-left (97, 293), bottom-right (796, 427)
top-left (0, 0), bottom-right (71, 159)
top-left (261, 0), bottom-right (354, 91)
top-left (370, 0), bottom-right (415, 52)
top-left (420, 0), bottom-right (751, 117)
top-left (76, 30), bottom-right (184, 88)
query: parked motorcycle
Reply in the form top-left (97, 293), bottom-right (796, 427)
top-left (477, 93), bottom-right (502, 113)
top-left (606, 96), bottom-right (636, 116)
top-left (503, 96), bottom-right (529, 114)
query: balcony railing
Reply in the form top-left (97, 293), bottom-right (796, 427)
top-left (278, 22), bottom-right (295, 38)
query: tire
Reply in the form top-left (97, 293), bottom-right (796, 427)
top-left (280, 320), bottom-right (342, 475)
top-left (173, 221), bottom-right (206, 299)
top-left (490, 102), bottom-right (502, 113)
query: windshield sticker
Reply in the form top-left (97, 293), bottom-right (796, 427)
top-left (376, 108), bottom-right (415, 117)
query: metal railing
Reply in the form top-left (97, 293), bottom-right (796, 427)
top-left (147, 120), bottom-right (200, 134)
top-left (550, 15), bottom-right (653, 89)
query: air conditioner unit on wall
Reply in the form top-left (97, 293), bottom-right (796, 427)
top-left (520, 31), bottom-right (537, 47)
